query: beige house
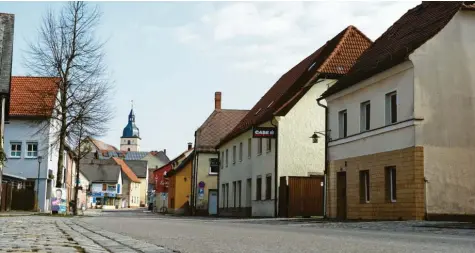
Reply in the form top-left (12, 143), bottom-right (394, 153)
top-left (191, 92), bottom-right (248, 215)
top-left (217, 25), bottom-right (371, 217)
top-left (125, 160), bottom-right (148, 206)
top-left (321, 2), bottom-right (475, 220)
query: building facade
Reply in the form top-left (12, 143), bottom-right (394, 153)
top-left (321, 2), bottom-right (475, 220)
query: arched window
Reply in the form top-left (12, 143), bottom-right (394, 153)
top-left (128, 140), bottom-right (131, 145)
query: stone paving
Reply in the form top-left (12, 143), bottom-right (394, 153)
top-left (0, 216), bottom-right (177, 253)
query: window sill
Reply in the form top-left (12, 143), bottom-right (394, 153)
top-left (208, 173), bottom-right (218, 176)
top-left (266, 150), bottom-right (271, 153)
top-left (25, 157), bottom-right (39, 159)
top-left (8, 156), bottom-right (21, 159)
top-left (257, 153), bottom-right (262, 156)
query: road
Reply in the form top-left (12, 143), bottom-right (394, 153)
top-left (79, 209), bottom-right (475, 253)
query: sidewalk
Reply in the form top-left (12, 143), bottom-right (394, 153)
top-left (0, 211), bottom-right (37, 217)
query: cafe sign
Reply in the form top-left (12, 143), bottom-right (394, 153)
top-left (252, 127), bottom-right (277, 138)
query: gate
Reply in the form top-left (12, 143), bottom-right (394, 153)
top-left (1, 183), bottom-right (12, 211)
top-left (11, 188), bottom-right (35, 211)
top-left (279, 176), bottom-right (324, 217)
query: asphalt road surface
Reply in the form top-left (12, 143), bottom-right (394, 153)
top-left (80, 209), bottom-right (475, 253)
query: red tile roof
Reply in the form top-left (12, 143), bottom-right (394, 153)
top-left (10, 76), bottom-right (59, 117)
top-left (88, 137), bottom-right (118, 152)
top-left (196, 109), bottom-right (249, 152)
top-left (322, 2), bottom-right (475, 98)
top-left (112, 157), bottom-right (140, 183)
top-left (218, 26), bottom-right (371, 146)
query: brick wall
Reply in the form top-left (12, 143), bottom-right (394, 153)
top-left (327, 147), bottom-right (425, 220)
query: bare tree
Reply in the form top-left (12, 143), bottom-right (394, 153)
top-left (25, 1), bottom-right (111, 187)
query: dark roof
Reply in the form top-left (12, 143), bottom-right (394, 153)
top-left (124, 160), bottom-right (148, 178)
top-left (151, 150), bottom-right (170, 164)
top-left (218, 26), bottom-right (372, 146)
top-left (0, 13), bottom-right (14, 96)
top-left (122, 109), bottom-right (140, 138)
top-left (196, 109), bottom-right (248, 152)
top-left (80, 163), bottom-right (121, 183)
top-left (166, 151), bottom-right (194, 177)
top-left (321, 2), bottom-right (475, 98)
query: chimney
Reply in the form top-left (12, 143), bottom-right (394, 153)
top-left (188, 142), bottom-right (193, 150)
top-left (163, 149), bottom-right (166, 155)
top-left (215, 92), bottom-right (222, 110)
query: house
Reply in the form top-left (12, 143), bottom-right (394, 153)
top-left (124, 160), bottom-right (148, 207)
top-left (0, 13), bottom-right (14, 211)
top-left (80, 162), bottom-right (123, 209)
top-left (191, 92), bottom-right (248, 215)
top-left (153, 143), bottom-right (193, 211)
top-left (217, 26), bottom-right (372, 217)
top-left (3, 76), bottom-right (60, 212)
top-left (112, 157), bottom-right (141, 208)
top-left (166, 151), bottom-right (194, 214)
top-left (320, 2), bottom-right (475, 220)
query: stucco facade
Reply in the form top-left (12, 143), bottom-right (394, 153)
top-left (168, 160), bottom-right (192, 214)
top-left (325, 10), bottom-right (475, 220)
top-left (193, 152), bottom-right (218, 212)
top-left (219, 81), bottom-right (328, 217)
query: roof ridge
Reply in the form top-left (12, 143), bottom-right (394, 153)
top-left (317, 26), bottom-right (354, 73)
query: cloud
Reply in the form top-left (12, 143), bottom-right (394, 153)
top-left (172, 1), bottom-right (420, 76)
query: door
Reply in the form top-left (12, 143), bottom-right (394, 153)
top-left (336, 172), bottom-right (347, 220)
top-left (208, 190), bottom-right (218, 215)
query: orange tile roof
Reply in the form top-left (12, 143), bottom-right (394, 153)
top-left (10, 76), bottom-right (59, 117)
top-left (112, 157), bottom-right (140, 183)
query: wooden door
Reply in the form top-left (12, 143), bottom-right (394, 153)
top-left (336, 172), bottom-right (347, 220)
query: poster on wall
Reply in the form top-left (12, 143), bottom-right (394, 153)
top-left (51, 188), bottom-right (67, 214)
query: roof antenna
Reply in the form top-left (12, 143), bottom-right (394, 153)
top-left (131, 100), bottom-right (134, 110)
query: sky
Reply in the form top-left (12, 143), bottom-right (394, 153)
top-left (4, 1), bottom-right (420, 159)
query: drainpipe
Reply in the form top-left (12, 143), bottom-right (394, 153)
top-left (270, 119), bottom-right (278, 217)
top-left (316, 97), bottom-right (328, 218)
top-left (191, 131), bottom-right (198, 215)
top-left (217, 149), bottom-right (220, 216)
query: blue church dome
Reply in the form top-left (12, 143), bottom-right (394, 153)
top-left (122, 109), bottom-right (140, 138)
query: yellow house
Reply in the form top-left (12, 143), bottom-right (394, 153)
top-left (166, 151), bottom-right (194, 214)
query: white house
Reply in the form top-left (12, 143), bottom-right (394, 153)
top-left (320, 2), bottom-right (475, 220)
top-left (217, 26), bottom-right (372, 217)
top-left (4, 76), bottom-right (60, 212)
top-left (80, 161), bottom-right (123, 209)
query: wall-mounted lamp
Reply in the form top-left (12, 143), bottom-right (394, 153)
top-left (310, 131), bottom-right (328, 143)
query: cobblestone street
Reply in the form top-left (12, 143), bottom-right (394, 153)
top-left (0, 216), bottom-right (175, 253)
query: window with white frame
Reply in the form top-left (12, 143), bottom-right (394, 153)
top-left (247, 138), bottom-right (252, 159)
top-left (360, 101), bottom-right (371, 132)
top-left (257, 138), bottom-right (263, 155)
top-left (266, 138), bottom-right (271, 152)
top-left (239, 142), bottom-right (243, 162)
top-left (338, 110), bottom-right (348, 138)
top-left (385, 166), bottom-right (397, 202)
top-left (385, 91), bottom-right (397, 125)
top-left (10, 142), bottom-right (21, 158)
top-left (232, 145), bottom-right (236, 164)
top-left (26, 142), bottom-right (38, 158)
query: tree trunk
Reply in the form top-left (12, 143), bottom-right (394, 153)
top-left (73, 156), bottom-right (80, 215)
top-left (55, 95), bottom-right (68, 188)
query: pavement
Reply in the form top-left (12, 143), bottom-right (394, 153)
top-left (1, 209), bottom-right (474, 253)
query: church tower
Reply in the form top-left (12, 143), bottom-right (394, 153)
top-left (120, 101), bottom-right (141, 151)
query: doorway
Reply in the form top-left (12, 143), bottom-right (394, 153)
top-left (208, 190), bottom-right (218, 215)
top-left (336, 172), bottom-right (347, 220)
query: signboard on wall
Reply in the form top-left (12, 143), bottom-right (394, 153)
top-left (252, 127), bottom-right (277, 138)
top-left (51, 188), bottom-right (67, 214)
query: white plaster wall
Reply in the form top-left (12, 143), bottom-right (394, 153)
top-left (410, 11), bottom-right (475, 215)
top-left (326, 62), bottom-right (416, 160)
top-left (120, 137), bottom-right (140, 151)
top-left (278, 80), bottom-right (329, 177)
top-left (4, 119), bottom-right (59, 212)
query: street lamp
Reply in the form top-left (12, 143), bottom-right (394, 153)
top-left (36, 156), bottom-right (43, 212)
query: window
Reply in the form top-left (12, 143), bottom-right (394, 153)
top-left (386, 91), bottom-right (397, 125)
top-left (359, 170), bottom-right (370, 203)
top-left (247, 138), bottom-right (252, 159)
top-left (221, 151), bottom-right (224, 169)
top-left (127, 140), bottom-right (131, 145)
top-left (233, 181), bottom-right (236, 207)
top-left (360, 101), bottom-right (371, 132)
top-left (222, 184), bottom-right (226, 207)
top-left (266, 138), bottom-right (271, 152)
top-left (10, 143), bottom-right (21, 158)
top-left (102, 184), bottom-right (107, 191)
top-left (225, 149), bottom-right (229, 167)
top-left (257, 138), bottom-right (263, 155)
top-left (239, 142), bottom-right (243, 162)
top-left (386, 166), bottom-right (397, 202)
top-left (237, 181), bottom-right (242, 208)
top-left (256, 176), bottom-right (262, 200)
top-left (210, 158), bottom-right (219, 174)
top-left (226, 183), bottom-right (229, 208)
top-left (265, 175), bottom-right (272, 200)
top-left (339, 110), bottom-right (348, 138)
top-left (128, 148), bottom-right (130, 151)
top-left (232, 145), bottom-right (236, 164)
top-left (26, 142), bottom-right (38, 158)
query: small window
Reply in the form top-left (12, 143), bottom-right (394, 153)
top-left (127, 140), bottom-right (131, 145)
top-left (210, 162), bottom-right (219, 174)
top-left (237, 181), bottom-right (242, 208)
top-left (256, 176), bottom-right (262, 200)
top-left (360, 101), bottom-right (371, 132)
top-left (239, 142), bottom-right (243, 162)
top-left (102, 184), bottom-right (107, 191)
top-left (265, 175), bottom-right (272, 200)
top-left (359, 170), bottom-right (370, 203)
top-left (385, 91), bottom-right (397, 125)
top-left (257, 138), bottom-right (263, 155)
top-left (385, 166), bottom-right (397, 202)
top-left (225, 149), bottom-right (229, 167)
top-left (10, 143), bottom-right (21, 158)
top-left (233, 181), bottom-right (237, 207)
top-left (266, 138), bottom-right (271, 152)
top-left (339, 110), bottom-right (347, 138)
top-left (247, 138), bottom-right (252, 159)
top-left (232, 145), bottom-right (236, 164)
top-left (127, 148), bottom-right (130, 151)
top-left (26, 142), bottom-right (38, 158)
